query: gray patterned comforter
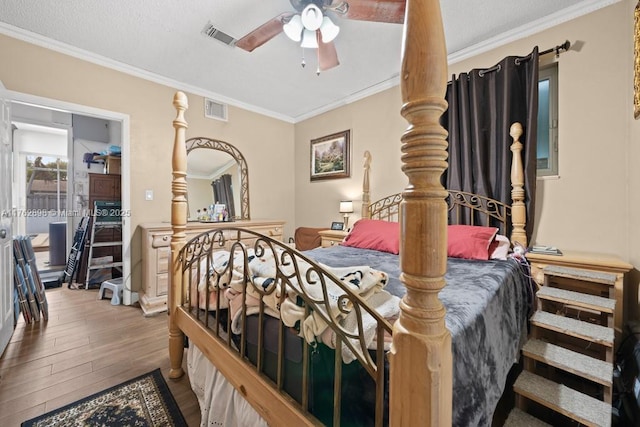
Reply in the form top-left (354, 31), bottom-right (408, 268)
top-left (304, 245), bottom-right (534, 427)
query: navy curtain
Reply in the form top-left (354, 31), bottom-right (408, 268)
top-left (441, 47), bottom-right (539, 243)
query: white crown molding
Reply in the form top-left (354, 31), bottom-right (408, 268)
top-left (447, 0), bottom-right (622, 64)
top-left (0, 0), bottom-right (620, 124)
top-left (293, 0), bottom-right (620, 121)
top-left (293, 74), bottom-right (401, 122)
top-left (0, 22), bottom-right (296, 124)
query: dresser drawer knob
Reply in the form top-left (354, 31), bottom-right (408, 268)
top-left (268, 228), bottom-right (281, 236)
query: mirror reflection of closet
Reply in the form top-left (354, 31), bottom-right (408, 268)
top-left (185, 137), bottom-right (250, 221)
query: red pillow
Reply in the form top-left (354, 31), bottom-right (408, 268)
top-left (447, 225), bottom-right (499, 260)
top-left (341, 219), bottom-right (400, 254)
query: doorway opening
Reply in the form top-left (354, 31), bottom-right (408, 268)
top-left (8, 93), bottom-right (133, 303)
top-left (12, 122), bottom-right (70, 273)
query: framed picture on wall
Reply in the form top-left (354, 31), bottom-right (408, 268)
top-left (310, 130), bottom-right (350, 181)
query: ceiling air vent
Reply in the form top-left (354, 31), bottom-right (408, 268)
top-left (201, 22), bottom-right (236, 46)
top-left (204, 98), bottom-right (228, 121)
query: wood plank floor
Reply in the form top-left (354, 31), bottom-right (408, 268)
top-left (0, 286), bottom-right (201, 427)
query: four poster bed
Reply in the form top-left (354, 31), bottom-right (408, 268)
top-left (167, 1), bottom-right (533, 426)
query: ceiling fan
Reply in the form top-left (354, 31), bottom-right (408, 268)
top-left (235, 0), bottom-right (405, 74)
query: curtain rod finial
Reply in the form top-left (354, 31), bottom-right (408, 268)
top-left (554, 41), bottom-right (571, 58)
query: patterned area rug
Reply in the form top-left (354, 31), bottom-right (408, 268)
top-left (22, 369), bottom-right (187, 426)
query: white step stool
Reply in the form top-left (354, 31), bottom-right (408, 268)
top-left (98, 277), bottom-right (124, 305)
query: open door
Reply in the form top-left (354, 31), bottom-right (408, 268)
top-left (0, 80), bottom-right (14, 356)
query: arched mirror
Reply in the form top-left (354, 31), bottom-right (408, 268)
top-left (185, 137), bottom-right (250, 221)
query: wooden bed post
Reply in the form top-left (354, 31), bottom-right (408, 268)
top-left (509, 123), bottom-right (528, 247)
top-left (169, 91), bottom-right (189, 379)
top-left (361, 150), bottom-right (371, 219)
top-left (389, 0), bottom-right (452, 425)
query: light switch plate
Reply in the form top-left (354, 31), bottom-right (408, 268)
top-left (145, 189), bottom-right (153, 201)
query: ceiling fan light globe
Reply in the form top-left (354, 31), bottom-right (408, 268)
top-left (283, 14), bottom-right (303, 42)
top-left (319, 16), bottom-right (339, 43)
top-left (300, 4), bottom-right (323, 31)
top-left (300, 29), bottom-right (319, 49)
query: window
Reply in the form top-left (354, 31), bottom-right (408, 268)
top-left (537, 64), bottom-right (558, 176)
top-left (25, 155), bottom-right (68, 233)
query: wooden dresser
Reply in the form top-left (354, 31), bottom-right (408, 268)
top-left (526, 250), bottom-right (633, 347)
top-left (139, 220), bottom-right (285, 316)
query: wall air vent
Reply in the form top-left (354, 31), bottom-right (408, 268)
top-left (201, 22), bottom-right (236, 46)
top-left (204, 98), bottom-right (228, 122)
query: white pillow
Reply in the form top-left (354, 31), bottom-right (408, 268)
top-left (490, 234), bottom-right (510, 260)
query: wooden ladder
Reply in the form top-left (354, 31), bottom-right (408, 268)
top-left (84, 201), bottom-right (123, 289)
top-left (506, 265), bottom-right (616, 427)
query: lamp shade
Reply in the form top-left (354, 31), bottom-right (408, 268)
top-left (283, 14), bottom-right (303, 42)
top-left (300, 4), bottom-right (323, 31)
top-left (319, 16), bottom-right (339, 43)
top-left (300, 29), bottom-right (318, 48)
top-left (339, 201), bottom-right (354, 213)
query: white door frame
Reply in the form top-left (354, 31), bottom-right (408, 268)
top-left (8, 91), bottom-right (135, 304)
top-left (0, 81), bottom-right (13, 356)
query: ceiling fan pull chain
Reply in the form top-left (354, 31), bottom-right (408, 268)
top-left (301, 48), bottom-right (306, 68)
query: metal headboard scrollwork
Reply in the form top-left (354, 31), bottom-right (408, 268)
top-left (360, 123), bottom-right (527, 247)
top-left (366, 191), bottom-right (511, 237)
top-left (176, 228), bottom-right (393, 424)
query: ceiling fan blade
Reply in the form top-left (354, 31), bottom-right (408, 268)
top-left (336, 0), bottom-right (405, 24)
top-left (317, 31), bottom-right (339, 71)
top-left (235, 12), bottom-right (294, 52)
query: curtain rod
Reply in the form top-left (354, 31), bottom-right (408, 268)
top-left (516, 40), bottom-right (571, 64)
top-left (458, 40), bottom-right (573, 79)
top-left (539, 40), bottom-right (571, 57)
top-left (508, 40), bottom-right (571, 68)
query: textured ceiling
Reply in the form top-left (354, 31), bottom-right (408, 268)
top-left (0, 0), bottom-right (619, 122)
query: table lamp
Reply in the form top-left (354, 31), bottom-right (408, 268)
top-left (339, 200), bottom-right (354, 230)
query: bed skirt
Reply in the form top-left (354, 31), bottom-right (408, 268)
top-left (187, 344), bottom-right (268, 427)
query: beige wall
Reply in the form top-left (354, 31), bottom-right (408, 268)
top-left (0, 34), bottom-right (296, 294)
top-left (186, 177), bottom-right (213, 219)
top-left (627, 0), bottom-right (640, 322)
top-left (294, 88), bottom-right (407, 228)
top-left (449, 0), bottom-right (640, 319)
top-left (295, 1), bottom-right (640, 318)
top-left (444, 1), bottom-right (632, 255)
top-left (1, 1), bottom-right (638, 319)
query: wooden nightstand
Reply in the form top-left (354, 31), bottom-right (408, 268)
top-left (526, 250), bottom-right (633, 347)
top-left (318, 230), bottom-right (348, 248)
